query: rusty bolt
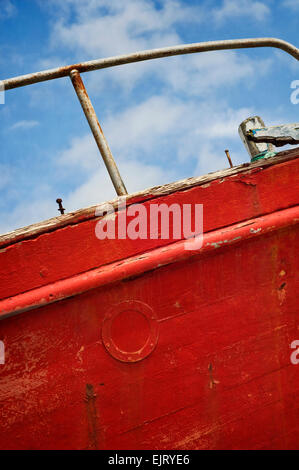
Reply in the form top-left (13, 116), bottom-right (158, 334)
top-left (56, 198), bottom-right (65, 215)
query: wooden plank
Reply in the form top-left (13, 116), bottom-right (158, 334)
top-left (0, 148), bottom-right (298, 248)
top-left (247, 123), bottom-right (299, 146)
top-left (0, 205), bottom-right (298, 319)
top-left (0, 224), bottom-right (298, 449)
top-left (0, 152), bottom-right (298, 301)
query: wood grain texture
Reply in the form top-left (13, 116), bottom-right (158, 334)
top-left (0, 150), bottom-right (298, 301)
top-left (0, 205), bottom-right (298, 320)
top-left (0, 150), bottom-right (298, 449)
top-left (0, 148), bottom-right (298, 248)
top-left (0, 223), bottom-right (298, 449)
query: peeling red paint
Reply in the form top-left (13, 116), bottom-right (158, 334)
top-left (0, 153), bottom-right (298, 449)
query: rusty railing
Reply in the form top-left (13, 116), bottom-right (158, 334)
top-left (1, 38), bottom-right (299, 196)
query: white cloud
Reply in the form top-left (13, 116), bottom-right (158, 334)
top-left (213, 0), bottom-right (270, 23)
top-left (64, 161), bottom-right (173, 211)
top-left (283, 0), bottom-right (299, 9)
top-left (0, 198), bottom-right (56, 235)
top-left (9, 120), bottom-right (40, 131)
top-left (57, 95), bottom-right (184, 208)
top-left (39, 0), bottom-right (273, 96)
top-left (0, 0), bottom-right (16, 20)
top-left (58, 95), bottom-right (187, 170)
top-left (104, 95), bottom-right (185, 157)
top-left (0, 164), bottom-right (12, 190)
top-left (44, 0), bottom-right (203, 92)
top-left (156, 51), bottom-right (272, 97)
top-left (50, 0), bottom-right (201, 57)
top-left (0, 0), bottom-right (281, 234)
top-left (57, 94), bottom-right (254, 213)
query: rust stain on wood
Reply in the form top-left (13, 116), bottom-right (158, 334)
top-left (85, 384), bottom-right (99, 450)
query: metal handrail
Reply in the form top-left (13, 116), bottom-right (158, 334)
top-left (1, 38), bottom-right (299, 196)
top-left (2, 38), bottom-right (299, 90)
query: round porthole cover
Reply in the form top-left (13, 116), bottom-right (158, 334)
top-left (101, 300), bottom-right (159, 363)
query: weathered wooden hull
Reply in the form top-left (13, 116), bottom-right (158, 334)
top-left (0, 150), bottom-right (298, 450)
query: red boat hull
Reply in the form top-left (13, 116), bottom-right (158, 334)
top-left (0, 151), bottom-right (298, 449)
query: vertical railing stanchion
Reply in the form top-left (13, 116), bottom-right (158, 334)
top-left (69, 69), bottom-right (128, 197)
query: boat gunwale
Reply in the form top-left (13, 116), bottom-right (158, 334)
top-left (0, 203), bottom-right (298, 321)
top-left (0, 148), bottom-right (298, 249)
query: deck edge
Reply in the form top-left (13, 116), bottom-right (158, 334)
top-left (1, 204), bottom-right (298, 320)
top-left (0, 148), bottom-right (298, 249)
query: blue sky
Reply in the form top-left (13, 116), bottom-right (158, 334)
top-left (0, 0), bottom-right (298, 233)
